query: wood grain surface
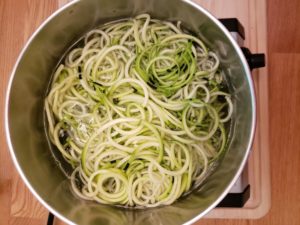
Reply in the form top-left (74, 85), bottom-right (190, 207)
top-left (0, 1), bottom-right (58, 225)
top-left (0, 0), bottom-right (300, 225)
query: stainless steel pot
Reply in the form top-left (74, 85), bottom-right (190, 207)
top-left (5, 0), bottom-right (256, 224)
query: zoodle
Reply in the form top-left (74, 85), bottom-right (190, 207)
top-left (45, 14), bottom-right (233, 207)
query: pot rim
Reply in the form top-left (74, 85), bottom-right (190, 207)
top-left (5, 0), bottom-right (256, 224)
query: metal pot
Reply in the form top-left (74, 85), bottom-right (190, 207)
top-left (5, 0), bottom-right (256, 224)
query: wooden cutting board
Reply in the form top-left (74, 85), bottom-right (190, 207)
top-left (0, 0), bottom-right (270, 224)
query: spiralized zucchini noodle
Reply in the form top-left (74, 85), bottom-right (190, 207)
top-left (45, 14), bottom-right (233, 207)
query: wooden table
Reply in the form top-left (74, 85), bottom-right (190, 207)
top-left (1, 0), bottom-right (300, 225)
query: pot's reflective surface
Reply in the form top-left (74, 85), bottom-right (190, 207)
top-left (5, 0), bottom-right (255, 224)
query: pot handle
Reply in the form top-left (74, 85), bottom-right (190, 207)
top-left (47, 212), bottom-right (54, 225)
top-left (241, 47), bottom-right (265, 71)
top-left (219, 18), bottom-right (265, 70)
